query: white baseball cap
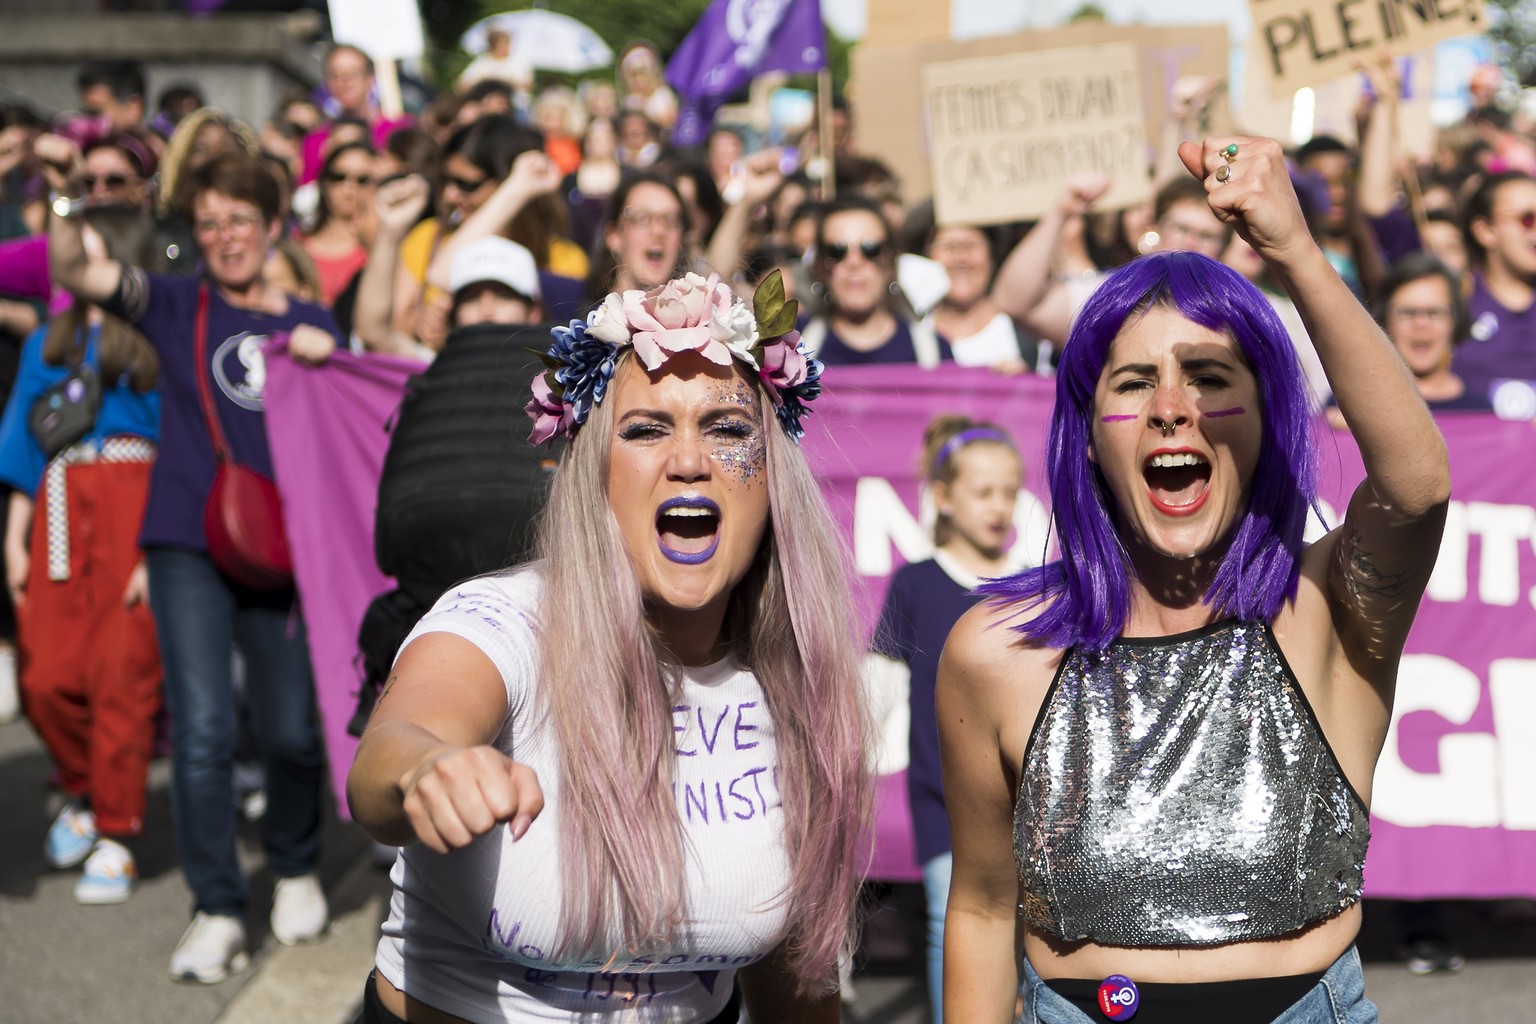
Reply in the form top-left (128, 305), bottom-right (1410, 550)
top-left (449, 237), bottom-right (541, 302)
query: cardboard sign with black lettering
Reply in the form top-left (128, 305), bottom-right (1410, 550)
top-left (1250, 0), bottom-right (1483, 96)
top-left (921, 43), bottom-right (1150, 226)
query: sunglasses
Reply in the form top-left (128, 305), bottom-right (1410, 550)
top-left (444, 173), bottom-right (490, 194)
top-left (84, 173), bottom-right (133, 192)
top-left (823, 240), bottom-right (887, 264)
top-left (323, 171), bottom-right (374, 187)
top-left (1499, 210), bottom-right (1536, 230)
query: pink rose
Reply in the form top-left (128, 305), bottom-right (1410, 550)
top-left (525, 371), bottom-right (572, 444)
top-left (622, 273), bottom-right (740, 371)
top-left (760, 333), bottom-right (808, 396)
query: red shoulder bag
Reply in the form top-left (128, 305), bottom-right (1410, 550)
top-left (194, 285), bottom-right (294, 591)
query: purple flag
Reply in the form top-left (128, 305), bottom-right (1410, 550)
top-left (666, 0), bottom-right (826, 146)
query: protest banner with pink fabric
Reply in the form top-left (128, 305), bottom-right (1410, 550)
top-left (804, 365), bottom-right (1536, 897)
top-left (270, 357), bottom-right (1536, 899)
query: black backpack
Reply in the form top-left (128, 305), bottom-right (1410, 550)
top-left (350, 322), bottom-right (562, 735)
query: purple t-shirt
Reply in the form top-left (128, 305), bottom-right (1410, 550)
top-left (1454, 275), bottom-right (1536, 418)
top-left (116, 273), bottom-right (339, 551)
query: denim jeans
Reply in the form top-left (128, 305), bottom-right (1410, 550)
top-left (147, 547), bottom-right (324, 916)
top-left (1020, 946), bottom-right (1377, 1024)
top-left (921, 852), bottom-right (953, 1024)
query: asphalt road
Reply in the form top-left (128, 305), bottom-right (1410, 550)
top-left (2, 716), bottom-right (1533, 1024)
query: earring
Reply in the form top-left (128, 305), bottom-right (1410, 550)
top-left (888, 280), bottom-right (901, 295)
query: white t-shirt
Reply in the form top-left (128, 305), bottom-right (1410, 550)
top-left (375, 571), bottom-right (792, 1023)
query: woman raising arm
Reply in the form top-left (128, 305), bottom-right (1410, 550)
top-left (940, 137), bottom-right (1448, 1023)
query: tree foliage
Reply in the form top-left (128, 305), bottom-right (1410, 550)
top-left (1486, 0), bottom-right (1536, 87)
top-left (419, 0), bottom-right (850, 98)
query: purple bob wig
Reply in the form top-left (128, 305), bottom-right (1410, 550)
top-left (980, 251), bottom-right (1316, 651)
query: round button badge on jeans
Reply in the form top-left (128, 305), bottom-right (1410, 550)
top-left (1097, 974), bottom-right (1139, 1020)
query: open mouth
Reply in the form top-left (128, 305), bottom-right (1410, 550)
top-left (1143, 450), bottom-right (1211, 516)
top-left (656, 496), bottom-right (721, 564)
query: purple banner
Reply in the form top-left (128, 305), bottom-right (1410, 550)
top-left (803, 365), bottom-right (1536, 898)
top-left (265, 346), bottom-right (427, 814)
top-left (268, 358), bottom-right (1536, 898)
top-left (666, 0), bottom-right (826, 146)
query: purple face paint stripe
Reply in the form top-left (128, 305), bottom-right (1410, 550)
top-left (1206, 406), bottom-right (1247, 418)
top-left (1099, 414), bottom-right (1138, 422)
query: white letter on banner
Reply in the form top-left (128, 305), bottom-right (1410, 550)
top-left (854, 477), bottom-right (931, 577)
top-left (1304, 499), bottom-right (1338, 544)
top-left (1467, 502), bottom-right (1534, 607)
top-left (1372, 654), bottom-right (1499, 828)
top-left (1427, 501), bottom-right (1468, 604)
top-left (1007, 489), bottom-right (1053, 569)
top-left (1491, 659), bottom-right (1536, 830)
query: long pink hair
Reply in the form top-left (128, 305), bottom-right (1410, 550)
top-left (528, 351), bottom-right (870, 989)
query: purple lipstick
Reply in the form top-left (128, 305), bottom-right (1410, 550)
top-left (656, 496), bottom-right (721, 565)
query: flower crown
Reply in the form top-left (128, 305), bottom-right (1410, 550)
top-left (526, 270), bottom-right (822, 444)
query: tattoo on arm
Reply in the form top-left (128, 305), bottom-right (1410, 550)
top-left (1336, 526), bottom-right (1412, 601)
top-left (376, 672), bottom-right (400, 707)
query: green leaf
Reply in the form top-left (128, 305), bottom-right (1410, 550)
top-left (543, 369), bottom-right (562, 394)
top-left (753, 268), bottom-right (786, 328)
top-left (529, 347), bottom-right (560, 370)
top-left (760, 297), bottom-right (799, 338)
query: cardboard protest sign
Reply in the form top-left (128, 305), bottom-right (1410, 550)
top-left (864, 0), bottom-right (950, 46)
top-left (851, 23), bottom-right (1229, 208)
top-left (1249, 0), bottom-right (1483, 96)
top-left (328, 0), bottom-right (425, 62)
top-left (921, 44), bottom-right (1150, 224)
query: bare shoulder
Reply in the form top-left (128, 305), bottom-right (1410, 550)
top-left (940, 597), bottom-right (1065, 745)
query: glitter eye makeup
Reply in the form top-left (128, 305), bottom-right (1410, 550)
top-left (706, 383), bottom-right (764, 484)
top-left (710, 434), bottom-right (764, 484)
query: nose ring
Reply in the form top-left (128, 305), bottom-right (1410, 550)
top-left (1159, 419), bottom-right (1176, 438)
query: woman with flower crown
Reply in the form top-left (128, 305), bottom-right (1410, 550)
top-left (347, 268), bottom-right (868, 1023)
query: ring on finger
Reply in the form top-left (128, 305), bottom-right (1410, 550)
top-left (1215, 164), bottom-right (1231, 183)
top-left (1222, 143), bottom-right (1239, 162)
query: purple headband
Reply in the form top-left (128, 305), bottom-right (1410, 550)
top-left (934, 427), bottom-right (1012, 473)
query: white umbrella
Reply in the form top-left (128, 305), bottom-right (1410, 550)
top-left (460, 9), bottom-right (614, 73)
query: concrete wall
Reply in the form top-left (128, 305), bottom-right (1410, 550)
top-left (0, 11), bottom-right (325, 128)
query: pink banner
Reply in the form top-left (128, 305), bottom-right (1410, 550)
top-left (804, 365), bottom-right (1536, 898)
top-left (269, 359), bottom-right (1536, 898)
top-left (264, 346), bottom-right (427, 814)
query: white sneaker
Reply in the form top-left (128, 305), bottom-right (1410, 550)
top-left (270, 873), bottom-right (328, 946)
top-left (0, 644), bottom-right (16, 723)
top-left (170, 913), bottom-right (249, 984)
top-left (74, 838), bottom-right (136, 904)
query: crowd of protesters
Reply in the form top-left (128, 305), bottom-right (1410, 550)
top-left (0, 25), bottom-right (1528, 999)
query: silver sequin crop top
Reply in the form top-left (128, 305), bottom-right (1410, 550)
top-left (1013, 620), bottom-right (1369, 947)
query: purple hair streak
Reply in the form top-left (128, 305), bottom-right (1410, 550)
top-left (979, 251), bottom-right (1316, 651)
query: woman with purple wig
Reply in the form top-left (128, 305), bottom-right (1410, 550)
top-left (940, 137), bottom-right (1450, 1023)
top-left (347, 270), bottom-right (869, 1023)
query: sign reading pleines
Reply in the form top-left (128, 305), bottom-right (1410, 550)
top-left (1248, 0), bottom-right (1483, 96)
top-left (921, 44), bottom-right (1150, 226)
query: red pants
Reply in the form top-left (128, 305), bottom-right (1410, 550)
top-left (19, 458), bottom-right (161, 837)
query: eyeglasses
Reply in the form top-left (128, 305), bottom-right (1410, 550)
top-left (83, 174), bottom-right (133, 192)
top-left (1496, 210), bottom-right (1536, 230)
top-left (620, 208), bottom-right (682, 231)
top-left (1387, 305), bottom-right (1454, 323)
top-left (823, 240), bottom-right (887, 264)
top-left (323, 171), bottom-right (374, 187)
top-left (1157, 218), bottom-right (1226, 248)
top-left (193, 210), bottom-right (264, 238)
top-left (444, 173), bottom-right (490, 194)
